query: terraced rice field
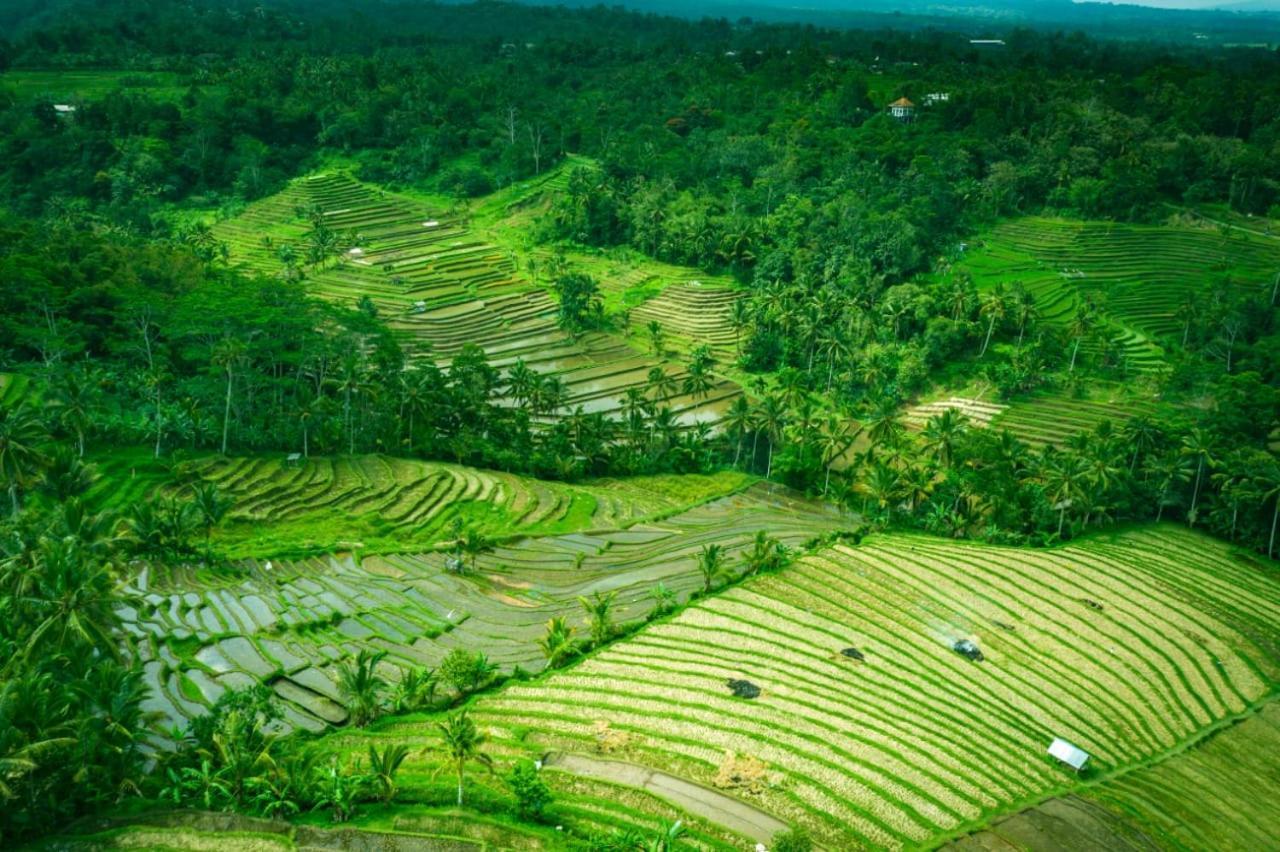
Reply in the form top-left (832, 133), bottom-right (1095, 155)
top-left (168, 454), bottom-right (750, 553)
top-left (991, 393), bottom-right (1161, 447)
top-left (904, 396), bottom-right (1007, 429)
top-left (445, 526), bottom-right (1280, 849)
top-left (1081, 699), bottom-right (1280, 850)
top-left (213, 174), bottom-right (740, 428)
top-left (963, 217), bottom-right (1280, 370)
top-left (952, 699), bottom-right (1280, 851)
top-left (118, 483), bottom-right (850, 734)
top-left (629, 280), bottom-right (742, 356)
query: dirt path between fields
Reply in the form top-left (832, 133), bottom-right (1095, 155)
top-left (543, 752), bottom-right (787, 843)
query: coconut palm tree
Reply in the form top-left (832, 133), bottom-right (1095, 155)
top-left (1041, 451), bottom-right (1091, 537)
top-left (744, 530), bottom-right (783, 575)
top-left (337, 649), bottom-right (388, 727)
top-left (696, 543), bottom-right (727, 594)
top-left (539, 616), bottom-right (577, 668)
top-left (1144, 452), bottom-right (1192, 523)
top-left (578, 591), bottom-right (617, 647)
top-left (17, 539), bottom-right (118, 667)
top-left (367, 744), bottom-right (409, 804)
top-left (0, 403), bottom-right (47, 516)
top-left (1067, 304), bottom-right (1094, 372)
top-left (459, 529), bottom-right (494, 573)
top-left (435, 710), bottom-right (492, 808)
top-left (1120, 415), bottom-right (1161, 473)
top-left (646, 366), bottom-right (678, 404)
top-left (190, 482), bottom-right (232, 563)
top-left (1180, 428), bottom-right (1217, 527)
top-left (723, 396), bottom-right (753, 469)
top-left (646, 320), bottom-right (665, 356)
top-left (863, 396), bottom-right (905, 454)
top-left (921, 409), bottom-right (967, 469)
top-left (753, 394), bottom-right (787, 480)
top-left (978, 287), bottom-right (1007, 357)
top-left (1257, 462), bottom-right (1280, 559)
top-left (212, 336), bottom-right (248, 455)
top-left (817, 416), bottom-right (859, 496)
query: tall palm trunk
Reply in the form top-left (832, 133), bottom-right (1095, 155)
top-left (980, 315), bottom-right (996, 357)
top-left (733, 433), bottom-right (743, 468)
top-left (455, 765), bottom-right (464, 807)
top-left (1069, 337), bottom-right (1081, 372)
top-left (1270, 498), bottom-right (1279, 559)
top-left (1189, 457), bottom-right (1204, 526)
top-left (221, 368), bottom-right (233, 455)
top-left (154, 385), bottom-right (163, 459)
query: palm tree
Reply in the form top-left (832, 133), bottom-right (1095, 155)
top-left (754, 394), bottom-right (787, 480)
top-left (647, 367), bottom-right (677, 405)
top-left (505, 359), bottom-right (538, 409)
top-left (52, 369), bottom-right (96, 457)
top-left (723, 396), bottom-right (753, 469)
top-left (337, 649), bottom-right (388, 727)
top-left (577, 591), bottom-right (617, 647)
top-left (1257, 462), bottom-right (1280, 559)
top-left (1145, 452), bottom-right (1192, 523)
top-left (697, 543), bottom-right (727, 594)
top-left (367, 744), bottom-right (409, 804)
top-left (978, 288), bottom-right (1007, 357)
top-left (1010, 284), bottom-right (1038, 347)
top-left (16, 539), bottom-right (118, 667)
top-left (539, 616), bottom-right (577, 668)
top-left (0, 404), bottom-right (47, 516)
top-left (190, 482), bottom-right (232, 563)
top-left (864, 396), bottom-right (905, 454)
top-left (1120, 415), bottom-right (1160, 473)
top-left (1180, 428), bottom-right (1217, 527)
top-left (435, 710), bottom-right (493, 807)
top-left (682, 350), bottom-right (716, 402)
top-left (817, 416), bottom-right (858, 496)
top-left (744, 531), bottom-right (783, 575)
top-left (212, 336), bottom-right (248, 455)
top-left (392, 666), bottom-right (439, 712)
top-left (1041, 451), bottom-right (1091, 537)
top-left (1067, 305), bottom-right (1094, 372)
top-left (646, 320), bottom-right (665, 356)
top-left (858, 463), bottom-right (902, 521)
top-left (921, 409), bottom-right (967, 469)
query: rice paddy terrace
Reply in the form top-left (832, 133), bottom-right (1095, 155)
top-left (963, 217), bottom-right (1280, 371)
top-left (146, 454), bottom-right (753, 555)
top-left (117, 480), bottom-right (850, 736)
top-left (314, 525), bottom-right (1280, 849)
top-left (212, 173), bottom-right (740, 427)
top-left (904, 390), bottom-right (1162, 448)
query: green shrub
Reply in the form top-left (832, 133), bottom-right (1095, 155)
top-left (506, 759), bottom-right (553, 822)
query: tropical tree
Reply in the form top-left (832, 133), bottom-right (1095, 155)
top-left (459, 529), bottom-right (494, 573)
top-left (921, 409), bottom-right (967, 469)
top-left (1180, 428), bottom-right (1217, 526)
top-left (723, 396), bottom-right (753, 469)
top-left (212, 336), bottom-right (248, 455)
top-left (753, 394), bottom-right (787, 479)
top-left (392, 666), bottom-right (439, 713)
top-left (539, 616), bottom-right (577, 668)
top-left (367, 743), bottom-right (409, 804)
top-left (190, 482), bottom-right (232, 563)
top-left (577, 591), bottom-right (617, 647)
top-left (978, 287), bottom-right (1007, 357)
top-left (0, 404), bottom-right (47, 516)
top-left (696, 543), bottom-right (728, 594)
top-left (1144, 452), bottom-right (1192, 523)
top-left (646, 320), bottom-right (665, 356)
top-left (435, 710), bottom-right (493, 807)
top-left (1041, 451), bottom-right (1091, 537)
top-left (817, 416), bottom-right (858, 496)
top-left (337, 649), bottom-right (388, 727)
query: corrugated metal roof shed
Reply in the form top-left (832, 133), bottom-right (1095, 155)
top-left (1048, 737), bottom-right (1090, 770)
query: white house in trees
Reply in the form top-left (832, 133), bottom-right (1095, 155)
top-left (887, 97), bottom-right (915, 121)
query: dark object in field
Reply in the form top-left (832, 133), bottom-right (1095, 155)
top-left (1082, 598), bottom-right (1104, 611)
top-left (840, 647), bottom-right (865, 661)
top-left (727, 679), bottom-right (761, 699)
top-left (993, 620), bottom-right (1016, 632)
top-left (952, 639), bottom-right (985, 662)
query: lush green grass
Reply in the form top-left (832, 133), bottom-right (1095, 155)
top-left (0, 69), bottom-right (197, 101)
